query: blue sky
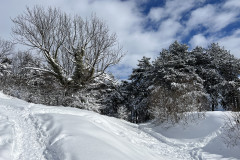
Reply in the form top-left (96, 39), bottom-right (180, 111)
top-left (1, 0), bottom-right (240, 79)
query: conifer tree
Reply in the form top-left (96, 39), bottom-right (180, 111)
top-left (128, 56), bottom-right (153, 123)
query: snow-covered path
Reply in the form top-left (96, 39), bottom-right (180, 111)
top-left (0, 92), bottom-right (239, 160)
top-left (0, 95), bottom-right (47, 160)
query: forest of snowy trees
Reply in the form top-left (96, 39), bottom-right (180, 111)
top-left (105, 41), bottom-right (240, 124)
top-left (0, 6), bottom-right (240, 131)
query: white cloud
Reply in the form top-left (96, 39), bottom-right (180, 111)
top-left (148, 0), bottom-right (196, 21)
top-left (217, 30), bottom-right (240, 58)
top-left (186, 1), bottom-right (240, 58)
top-left (186, 5), bottom-right (215, 31)
top-left (223, 0), bottom-right (240, 9)
top-left (186, 3), bottom-right (239, 33)
top-left (148, 7), bottom-right (164, 21)
top-left (189, 34), bottom-right (209, 48)
top-left (158, 19), bottom-right (182, 39)
top-left (213, 12), bottom-right (238, 30)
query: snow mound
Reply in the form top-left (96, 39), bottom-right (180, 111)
top-left (0, 91), bottom-right (239, 160)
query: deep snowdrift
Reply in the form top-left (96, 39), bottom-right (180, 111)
top-left (0, 91), bottom-right (239, 160)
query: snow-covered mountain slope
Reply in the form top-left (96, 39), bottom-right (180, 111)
top-left (0, 91), bottom-right (239, 160)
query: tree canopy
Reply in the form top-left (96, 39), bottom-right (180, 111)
top-left (12, 6), bottom-right (124, 88)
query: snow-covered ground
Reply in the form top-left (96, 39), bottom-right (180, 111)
top-left (0, 91), bottom-right (239, 160)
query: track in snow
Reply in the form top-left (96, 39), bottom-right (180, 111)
top-left (1, 104), bottom-right (47, 160)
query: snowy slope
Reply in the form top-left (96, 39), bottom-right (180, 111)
top-left (0, 91), bottom-right (239, 160)
top-left (140, 112), bottom-right (240, 160)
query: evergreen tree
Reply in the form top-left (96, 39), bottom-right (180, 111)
top-left (128, 56), bottom-right (153, 123)
top-left (150, 41), bottom-right (208, 124)
top-left (192, 43), bottom-right (240, 111)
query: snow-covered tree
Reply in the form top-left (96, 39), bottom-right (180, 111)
top-left (219, 81), bottom-right (240, 111)
top-left (192, 44), bottom-right (240, 111)
top-left (101, 80), bottom-right (131, 118)
top-left (12, 6), bottom-right (124, 88)
top-left (117, 105), bottom-right (128, 120)
top-left (150, 42), bottom-right (208, 124)
top-left (128, 56), bottom-right (153, 123)
top-left (0, 38), bottom-right (14, 77)
top-left (102, 57), bottom-right (154, 123)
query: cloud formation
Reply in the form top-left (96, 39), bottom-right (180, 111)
top-left (0, 0), bottom-right (240, 79)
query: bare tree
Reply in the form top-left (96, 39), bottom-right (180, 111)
top-left (223, 112), bottom-right (240, 147)
top-left (12, 6), bottom-right (124, 87)
top-left (0, 38), bottom-right (14, 77)
top-left (0, 38), bottom-right (14, 60)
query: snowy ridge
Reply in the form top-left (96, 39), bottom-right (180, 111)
top-left (0, 92), bottom-right (240, 160)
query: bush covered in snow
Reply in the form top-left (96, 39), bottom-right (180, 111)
top-left (223, 112), bottom-right (240, 147)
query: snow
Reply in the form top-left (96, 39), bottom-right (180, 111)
top-left (0, 91), bottom-right (240, 160)
top-left (141, 112), bottom-right (240, 159)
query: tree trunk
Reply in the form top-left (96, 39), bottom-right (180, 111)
top-left (72, 47), bottom-right (86, 85)
top-left (212, 103), bottom-right (215, 111)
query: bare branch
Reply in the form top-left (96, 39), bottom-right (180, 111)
top-left (0, 38), bottom-right (14, 59)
